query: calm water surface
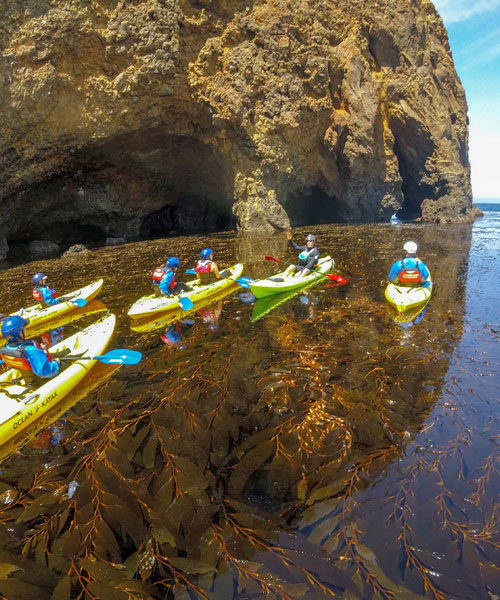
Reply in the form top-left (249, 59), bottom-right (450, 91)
top-left (0, 210), bottom-right (498, 599)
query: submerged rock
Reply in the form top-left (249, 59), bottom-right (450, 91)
top-left (0, 0), bottom-right (473, 248)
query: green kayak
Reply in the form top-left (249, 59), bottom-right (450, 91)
top-left (249, 257), bottom-right (334, 298)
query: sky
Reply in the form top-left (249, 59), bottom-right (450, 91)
top-left (432, 0), bottom-right (500, 200)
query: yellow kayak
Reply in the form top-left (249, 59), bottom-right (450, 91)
top-left (128, 264), bottom-right (244, 319)
top-left (0, 313), bottom-right (115, 447)
top-left (1, 279), bottom-right (104, 340)
top-left (385, 271), bottom-right (433, 313)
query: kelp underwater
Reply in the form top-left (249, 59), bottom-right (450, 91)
top-left (0, 222), bottom-right (498, 599)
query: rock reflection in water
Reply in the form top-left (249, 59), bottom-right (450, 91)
top-left (0, 221), bottom-right (497, 599)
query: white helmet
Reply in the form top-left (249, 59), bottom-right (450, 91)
top-left (403, 241), bottom-right (418, 254)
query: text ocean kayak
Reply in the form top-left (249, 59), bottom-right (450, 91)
top-left (249, 257), bottom-right (334, 298)
top-left (1, 279), bottom-right (104, 340)
top-left (0, 313), bottom-right (116, 447)
top-left (384, 273), bottom-right (433, 313)
top-left (128, 264), bottom-right (244, 319)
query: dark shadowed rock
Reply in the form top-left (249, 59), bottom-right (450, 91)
top-left (105, 237), bottom-right (127, 246)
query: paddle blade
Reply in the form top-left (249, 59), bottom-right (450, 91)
top-left (235, 276), bottom-right (254, 288)
top-left (265, 256), bottom-right (281, 263)
top-left (94, 349), bottom-right (143, 365)
top-left (325, 274), bottom-right (347, 284)
top-left (185, 269), bottom-right (197, 275)
top-left (70, 298), bottom-right (88, 307)
top-left (178, 296), bottom-right (194, 310)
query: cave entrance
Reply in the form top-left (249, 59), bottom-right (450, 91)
top-left (283, 186), bottom-right (351, 225)
top-left (389, 116), bottom-right (436, 221)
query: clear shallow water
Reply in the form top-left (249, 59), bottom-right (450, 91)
top-left (0, 214), bottom-right (498, 599)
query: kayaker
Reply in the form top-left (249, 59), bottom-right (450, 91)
top-left (285, 231), bottom-right (321, 278)
top-left (388, 241), bottom-right (431, 288)
top-left (194, 248), bottom-right (221, 284)
top-left (158, 257), bottom-right (189, 297)
top-left (0, 315), bottom-right (60, 382)
top-left (32, 273), bottom-right (59, 306)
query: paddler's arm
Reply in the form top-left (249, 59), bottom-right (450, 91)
top-left (286, 231), bottom-right (306, 252)
top-left (40, 286), bottom-right (59, 305)
top-left (24, 345), bottom-right (60, 378)
top-left (159, 271), bottom-right (175, 296)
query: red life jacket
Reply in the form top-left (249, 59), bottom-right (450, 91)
top-left (152, 267), bottom-right (165, 284)
top-left (32, 285), bottom-right (58, 302)
top-left (195, 259), bottom-right (213, 274)
top-left (0, 340), bottom-right (47, 372)
top-left (398, 258), bottom-right (424, 286)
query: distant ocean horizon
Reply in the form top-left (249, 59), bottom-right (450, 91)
top-left (475, 201), bottom-right (500, 211)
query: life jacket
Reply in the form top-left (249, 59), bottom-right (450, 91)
top-left (398, 258), bottom-right (424, 287)
top-left (195, 260), bottom-right (217, 283)
top-left (297, 247), bottom-right (318, 267)
top-left (32, 285), bottom-right (58, 302)
top-left (152, 267), bottom-right (165, 284)
top-left (195, 259), bottom-right (213, 274)
top-left (0, 340), bottom-right (48, 372)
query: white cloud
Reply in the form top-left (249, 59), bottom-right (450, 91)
top-left (433, 0), bottom-right (500, 24)
top-left (459, 25), bottom-right (500, 69)
top-left (469, 122), bottom-right (500, 198)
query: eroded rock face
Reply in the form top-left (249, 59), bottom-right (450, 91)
top-left (0, 0), bottom-right (473, 249)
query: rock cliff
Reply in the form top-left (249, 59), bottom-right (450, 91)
top-left (0, 0), bottom-right (474, 257)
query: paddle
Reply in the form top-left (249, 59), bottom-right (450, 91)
top-left (264, 256), bottom-right (347, 284)
top-left (186, 268), bottom-right (253, 290)
top-left (178, 296), bottom-right (194, 310)
top-left (59, 349), bottom-right (142, 365)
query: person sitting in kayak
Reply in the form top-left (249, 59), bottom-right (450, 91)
top-left (158, 257), bottom-right (189, 297)
top-left (388, 241), bottom-right (431, 288)
top-left (194, 248), bottom-right (221, 284)
top-left (0, 315), bottom-right (60, 383)
top-left (32, 273), bottom-right (59, 306)
top-left (285, 231), bottom-right (321, 278)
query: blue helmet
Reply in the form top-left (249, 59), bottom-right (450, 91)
top-left (1, 315), bottom-right (29, 341)
top-left (200, 248), bottom-right (213, 259)
top-left (166, 256), bottom-right (180, 268)
top-left (33, 272), bottom-right (47, 284)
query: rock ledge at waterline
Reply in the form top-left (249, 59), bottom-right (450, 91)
top-left (0, 0), bottom-right (474, 254)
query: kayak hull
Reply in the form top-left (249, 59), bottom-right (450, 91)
top-left (385, 278), bottom-right (433, 313)
top-left (2, 279), bottom-right (104, 341)
top-left (249, 257), bottom-right (334, 298)
top-left (0, 314), bottom-right (116, 447)
top-left (128, 264), bottom-right (244, 319)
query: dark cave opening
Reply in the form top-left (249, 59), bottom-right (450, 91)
top-left (4, 131), bottom-right (235, 255)
top-left (389, 116), bottom-right (436, 221)
top-left (283, 186), bottom-right (352, 225)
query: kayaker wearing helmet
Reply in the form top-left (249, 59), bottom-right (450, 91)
top-left (285, 231), bottom-right (321, 278)
top-left (158, 257), bottom-right (189, 297)
top-left (194, 248), bottom-right (221, 285)
top-left (0, 316), bottom-right (60, 382)
top-left (388, 241), bottom-right (431, 288)
top-left (32, 273), bottom-right (59, 306)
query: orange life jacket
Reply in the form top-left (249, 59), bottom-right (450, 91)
top-left (0, 340), bottom-right (48, 372)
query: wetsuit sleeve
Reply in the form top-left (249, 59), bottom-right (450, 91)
top-left (304, 248), bottom-right (321, 270)
top-left (388, 261), bottom-right (401, 283)
top-left (159, 271), bottom-right (175, 295)
top-left (24, 345), bottom-right (60, 378)
top-left (40, 286), bottom-right (59, 306)
top-left (290, 240), bottom-right (307, 252)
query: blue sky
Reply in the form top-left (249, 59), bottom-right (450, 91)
top-left (433, 0), bottom-right (500, 200)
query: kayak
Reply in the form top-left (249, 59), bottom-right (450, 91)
top-left (385, 274), bottom-right (433, 313)
top-left (249, 257), bottom-right (334, 298)
top-left (0, 313), bottom-right (116, 447)
top-left (19, 299), bottom-right (108, 340)
top-left (1, 279), bottom-right (104, 340)
top-left (390, 300), bottom-right (429, 326)
top-left (130, 279), bottom-right (240, 333)
top-left (128, 264), bottom-right (244, 319)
